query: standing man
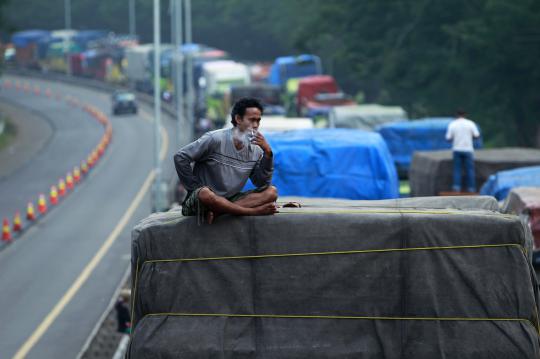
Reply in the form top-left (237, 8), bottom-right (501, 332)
top-left (445, 110), bottom-right (480, 193)
top-left (174, 97), bottom-right (278, 224)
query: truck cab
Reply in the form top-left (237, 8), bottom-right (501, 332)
top-left (297, 75), bottom-right (356, 119)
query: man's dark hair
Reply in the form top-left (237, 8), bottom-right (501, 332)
top-left (456, 109), bottom-right (466, 117)
top-left (231, 97), bottom-right (264, 126)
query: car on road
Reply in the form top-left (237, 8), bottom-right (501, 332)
top-left (111, 91), bottom-right (137, 115)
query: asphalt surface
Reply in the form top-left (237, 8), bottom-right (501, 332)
top-left (0, 99), bottom-right (53, 179)
top-left (0, 75), bottom-right (179, 358)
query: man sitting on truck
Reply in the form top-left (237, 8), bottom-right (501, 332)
top-left (174, 97), bottom-right (278, 224)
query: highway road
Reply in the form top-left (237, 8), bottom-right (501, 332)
top-left (0, 75), bottom-right (180, 358)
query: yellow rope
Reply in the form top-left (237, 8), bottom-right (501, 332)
top-left (277, 208), bottom-right (515, 219)
top-left (142, 243), bottom-right (522, 264)
top-left (130, 258), bottom-right (140, 337)
top-left (143, 312), bottom-right (537, 330)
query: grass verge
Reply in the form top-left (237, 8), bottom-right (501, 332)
top-left (0, 116), bottom-right (16, 151)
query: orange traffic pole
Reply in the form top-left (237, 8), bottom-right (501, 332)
top-left (2, 218), bottom-right (11, 242)
top-left (26, 202), bottom-right (36, 221)
top-left (38, 194), bottom-right (47, 214)
top-left (87, 154), bottom-right (95, 168)
top-left (97, 143), bottom-right (105, 156)
top-left (50, 186), bottom-right (59, 205)
top-left (73, 167), bottom-right (81, 183)
top-left (82, 160), bottom-right (89, 173)
top-left (13, 212), bottom-right (22, 232)
top-left (66, 172), bottom-right (74, 190)
top-left (58, 178), bottom-right (66, 196)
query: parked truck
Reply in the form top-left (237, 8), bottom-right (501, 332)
top-left (267, 54), bottom-right (322, 87)
top-left (296, 75), bottom-right (356, 120)
top-left (201, 60), bottom-right (250, 127)
top-left (11, 30), bottom-right (50, 68)
top-left (328, 104), bottom-right (407, 130)
top-left (230, 84), bottom-right (285, 115)
top-left (125, 44), bottom-right (154, 93)
top-left (267, 54), bottom-right (323, 117)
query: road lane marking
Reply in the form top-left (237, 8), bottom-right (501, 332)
top-left (13, 124), bottom-right (169, 359)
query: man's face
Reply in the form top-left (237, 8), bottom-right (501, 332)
top-left (235, 107), bottom-right (262, 132)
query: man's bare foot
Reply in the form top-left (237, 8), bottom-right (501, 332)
top-left (251, 202), bottom-right (279, 216)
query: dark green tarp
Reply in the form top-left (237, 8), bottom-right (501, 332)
top-left (409, 148), bottom-right (540, 196)
top-left (128, 197), bottom-right (540, 358)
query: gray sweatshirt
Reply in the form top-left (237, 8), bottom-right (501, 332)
top-left (174, 128), bottom-right (273, 197)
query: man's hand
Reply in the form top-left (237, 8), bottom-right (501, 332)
top-left (251, 131), bottom-right (273, 157)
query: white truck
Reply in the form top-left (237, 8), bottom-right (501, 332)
top-left (200, 60), bottom-right (251, 126)
top-left (125, 44), bottom-right (154, 93)
top-left (328, 104), bottom-right (408, 131)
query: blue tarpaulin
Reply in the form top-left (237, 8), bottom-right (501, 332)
top-left (377, 118), bottom-right (482, 174)
top-left (480, 165), bottom-right (540, 200)
top-left (267, 55), bottom-right (322, 86)
top-left (11, 30), bottom-right (50, 48)
top-left (72, 30), bottom-right (107, 50)
top-left (245, 129), bottom-right (399, 199)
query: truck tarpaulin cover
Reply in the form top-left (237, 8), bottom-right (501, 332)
top-left (253, 129), bottom-right (399, 200)
top-left (11, 30), bottom-right (50, 48)
top-left (128, 197), bottom-right (540, 358)
top-left (409, 148), bottom-right (540, 196)
top-left (376, 118), bottom-right (482, 174)
top-left (480, 166), bottom-right (540, 201)
top-left (503, 187), bottom-right (540, 252)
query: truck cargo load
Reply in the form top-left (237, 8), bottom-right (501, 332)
top-left (481, 166), bottom-right (540, 200)
top-left (503, 187), bottom-right (540, 264)
top-left (328, 104), bottom-right (407, 131)
top-left (224, 116), bottom-right (313, 133)
top-left (71, 30), bottom-right (107, 51)
top-left (125, 44), bottom-right (153, 92)
top-left (267, 54), bottom-right (322, 87)
top-left (127, 197), bottom-right (540, 358)
top-left (251, 128), bottom-right (399, 200)
top-left (410, 148), bottom-right (540, 196)
top-left (11, 30), bottom-right (50, 68)
top-left (377, 118), bottom-right (482, 176)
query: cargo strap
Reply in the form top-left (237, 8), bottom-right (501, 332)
top-left (277, 208), bottom-right (515, 218)
top-left (142, 312), bottom-right (537, 328)
top-left (143, 243), bottom-right (524, 264)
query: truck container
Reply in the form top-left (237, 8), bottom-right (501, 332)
top-left (201, 60), bottom-right (250, 126)
top-left (11, 30), bottom-right (50, 68)
top-left (267, 54), bottom-right (322, 87)
top-left (328, 104), bottom-right (407, 130)
top-left (125, 44), bottom-right (154, 92)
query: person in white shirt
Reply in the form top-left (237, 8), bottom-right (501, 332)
top-left (445, 110), bottom-right (480, 192)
